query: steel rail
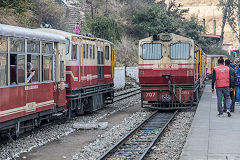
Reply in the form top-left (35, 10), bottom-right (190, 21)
top-left (97, 110), bottom-right (178, 160)
top-left (139, 110), bottom-right (178, 160)
top-left (114, 90), bottom-right (141, 103)
top-left (114, 88), bottom-right (140, 98)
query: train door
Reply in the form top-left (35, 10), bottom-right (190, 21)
top-left (111, 45), bottom-right (114, 78)
top-left (54, 42), bottom-right (66, 108)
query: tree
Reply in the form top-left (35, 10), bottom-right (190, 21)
top-left (0, 0), bottom-right (32, 13)
top-left (133, 4), bottom-right (180, 38)
top-left (85, 14), bottom-right (123, 43)
top-left (182, 17), bottom-right (205, 42)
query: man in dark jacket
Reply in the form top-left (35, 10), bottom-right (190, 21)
top-left (212, 57), bottom-right (232, 117)
top-left (224, 59), bottom-right (236, 112)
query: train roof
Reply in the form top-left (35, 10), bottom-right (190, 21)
top-left (0, 24), bottom-right (65, 43)
top-left (37, 28), bottom-right (113, 45)
top-left (139, 33), bottom-right (194, 44)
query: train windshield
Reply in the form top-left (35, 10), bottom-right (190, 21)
top-left (142, 43), bottom-right (162, 60)
top-left (170, 43), bottom-right (190, 59)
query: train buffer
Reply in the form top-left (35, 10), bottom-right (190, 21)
top-left (180, 84), bottom-right (240, 160)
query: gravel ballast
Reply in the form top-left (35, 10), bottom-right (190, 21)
top-left (146, 110), bottom-right (195, 160)
top-left (73, 109), bottom-right (195, 160)
top-left (0, 93), bottom-right (140, 160)
top-left (73, 111), bottom-right (152, 160)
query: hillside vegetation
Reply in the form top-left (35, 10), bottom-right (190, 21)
top-left (0, 0), bottom-right (230, 66)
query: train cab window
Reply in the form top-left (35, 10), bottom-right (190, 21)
top-left (90, 45), bottom-right (92, 59)
top-left (105, 46), bottom-right (109, 60)
top-left (0, 37), bottom-right (8, 86)
top-left (142, 43), bottom-right (162, 60)
top-left (170, 43), bottom-right (190, 59)
top-left (71, 44), bottom-right (77, 60)
top-left (93, 45), bottom-right (95, 59)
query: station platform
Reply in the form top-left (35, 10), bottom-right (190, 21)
top-left (180, 85), bottom-right (240, 160)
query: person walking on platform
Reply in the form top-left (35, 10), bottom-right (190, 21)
top-left (212, 57), bottom-right (232, 117)
top-left (235, 64), bottom-right (240, 104)
top-left (225, 59), bottom-right (236, 112)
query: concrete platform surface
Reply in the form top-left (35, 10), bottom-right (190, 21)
top-left (180, 85), bottom-right (240, 160)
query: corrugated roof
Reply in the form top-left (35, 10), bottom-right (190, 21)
top-left (0, 24), bottom-right (65, 43)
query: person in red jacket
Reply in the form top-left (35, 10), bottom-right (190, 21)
top-left (212, 57), bottom-right (232, 117)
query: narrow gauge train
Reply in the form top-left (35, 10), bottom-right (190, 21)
top-left (138, 33), bottom-right (206, 109)
top-left (0, 24), bottom-right (114, 137)
top-left (206, 54), bottom-right (227, 78)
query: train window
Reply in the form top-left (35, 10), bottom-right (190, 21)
top-left (0, 37), bottom-right (8, 86)
top-left (105, 46), bottom-right (109, 60)
top-left (31, 55), bottom-right (39, 82)
top-left (43, 56), bottom-right (53, 81)
top-left (66, 38), bottom-right (70, 54)
top-left (170, 43), bottom-right (190, 59)
top-left (90, 45), bottom-right (92, 59)
top-left (27, 40), bottom-right (40, 53)
top-left (83, 44), bottom-right (86, 58)
top-left (71, 44), bottom-right (77, 60)
top-left (97, 51), bottom-right (104, 79)
top-left (42, 42), bottom-right (53, 54)
top-left (10, 54), bottom-right (25, 84)
top-left (0, 37), bottom-right (7, 52)
top-left (0, 54), bottom-right (8, 86)
top-left (93, 45), bottom-right (95, 59)
top-left (60, 61), bottom-right (64, 81)
top-left (142, 43), bottom-right (162, 60)
top-left (10, 38), bottom-right (25, 52)
top-left (17, 55), bottom-right (25, 84)
top-left (86, 44), bottom-right (89, 59)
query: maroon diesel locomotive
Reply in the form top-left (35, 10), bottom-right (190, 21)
top-left (138, 33), bottom-right (206, 109)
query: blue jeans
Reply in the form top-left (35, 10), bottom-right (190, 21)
top-left (235, 86), bottom-right (240, 102)
top-left (216, 87), bottom-right (230, 114)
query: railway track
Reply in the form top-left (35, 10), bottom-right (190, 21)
top-left (97, 110), bottom-right (178, 160)
top-left (114, 88), bottom-right (140, 102)
top-left (0, 88), bottom-right (140, 141)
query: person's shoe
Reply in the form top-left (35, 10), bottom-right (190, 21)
top-left (218, 113), bottom-right (224, 117)
top-left (227, 111), bottom-right (231, 117)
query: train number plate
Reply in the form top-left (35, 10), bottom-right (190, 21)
top-left (146, 92), bottom-right (156, 97)
top-left (144, 92), bottom-right (158, 101)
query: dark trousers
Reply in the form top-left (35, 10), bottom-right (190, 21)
top-left (224, 90), bottom-right (235, 112)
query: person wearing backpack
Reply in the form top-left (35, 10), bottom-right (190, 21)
top-left (235, 64), bottom-right (240, 105)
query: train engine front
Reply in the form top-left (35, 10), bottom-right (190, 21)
top-left (139, 33), bottom-right (205, 109)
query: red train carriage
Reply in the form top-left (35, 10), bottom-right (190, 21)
top-left (0, 24), bottom-right (67, 136)
top-left (138, 33), bottom-right (206, 109)
top-left (38, 29), bottom-right (115, 117)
